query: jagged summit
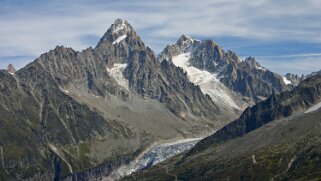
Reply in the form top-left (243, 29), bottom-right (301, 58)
top-left (159, 34), bottom-right (289, 104)
top-left (7, 64), bottom-right (16, 74)
top-left (94, 18), bottom-right (150, 66)
top-left (108, 18), bottom-right (132, 33)
top-left (176, 34), bottom-right (197, 47)
top-left (96, 18), bottom-right (136, 47)
top-left (243, 57), bottom-right (267, 71)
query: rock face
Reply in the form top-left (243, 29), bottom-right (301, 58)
top-left (283, 71), bottom-right (321, 87)
top-left (284, 73), bottom-right (306, 86)
top-left (159, 35), bottom-right (289, 105)
top-left (0, 19), bottom-right (230, 180)
top-left (6, 64), bottom-right (16, 74)
top-left (95, 19), bottom-right (219, 117)
top-left (123, 75), bottom-right (321, 181)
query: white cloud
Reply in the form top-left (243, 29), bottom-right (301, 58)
top-left (257, 56), bottom-right (321, 75)
top-left (0, 0), bottom-right (321, 73)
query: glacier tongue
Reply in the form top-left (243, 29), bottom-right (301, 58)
top-left (172, 53), bottom-right (241, 111)
top-left (104, 138), bottom-right (202, 180)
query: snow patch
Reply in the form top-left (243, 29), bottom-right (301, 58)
top-left (172, 53), bottom-right (240, 110)
top-left (113, 34), bottom-right (127, 44)
top-left (305, 101), bottom-right (321, 113)
top-left (113, 20), bottom-right (127, 33)
top-left (256, 65), bottom-right (266, 71)
top-left (252, 155), bottom-right (257, 164)
top-left (282, 76), bottom-right (292, 85)
top-left (107, 63), bottom-right (129, 91)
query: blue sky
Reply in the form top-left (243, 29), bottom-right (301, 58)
top-left (0, 0), bottom-right (321, 75)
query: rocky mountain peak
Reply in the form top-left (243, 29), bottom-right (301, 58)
top-left (109, 18), bottom-right (131, 34)
top-left (160, 34), bottom-right (289, 103)
top-left (244, 57), bottom-right (257, 65)
top-left (95, 18), bottom-right (149, 65)
top-left (225, 50), bottom-right (241, 64)
top-left (243, 57), bottom-right (266, 71)
top-left (285, 73), bottom-right (305, 86)
top-left (7, 64), bottom-right (16, 74)
top-left (96, 18), bottom-right (139, 48)
top-left (176, 34), bottom-right (196, 49)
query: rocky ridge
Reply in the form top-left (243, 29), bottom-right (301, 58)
top-left (159, 35), bottom-right (289, 106)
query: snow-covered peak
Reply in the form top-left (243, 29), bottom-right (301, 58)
top-left (99, 18), bottom-right (132, 44)
top-left (172, 53), bottom-right (244, 111)
top-left (179, 34), bottom-right (195, 43)
top-left (112, 18), bottom-right (128, 34)
top-left (176, 35), bottom-right (197, 51)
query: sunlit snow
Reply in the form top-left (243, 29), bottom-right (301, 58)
top-left (282, 76), bottom-right (292, 85)
top-left (256, 65), bottom-right (266, 71)
top-left (113, 20), bottom-right (127, 33)
top-left (172, 53), bottom-right (240, 110)
top-left (107, 63), bottom-right (129, 90)
top-left (113, 34), bottom-right (127, 44)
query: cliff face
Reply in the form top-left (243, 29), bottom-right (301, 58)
top-left (6, 64), bottom-right (16, 74)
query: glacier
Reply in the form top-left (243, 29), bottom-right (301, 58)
top-left (172, 53), bottom-right (241, 111)
top-left (105, 138), bottom-right (202, 180)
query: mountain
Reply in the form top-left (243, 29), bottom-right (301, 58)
top-left (124, 75), bottom-right (321, 180)
top-left (0, 18), bottom-right (307, 180)
top-left (0, 19), bottom-right (236, 180)
top-left (283, 70), bottom-right (321, 87)
top-left (283, 73), bottom-right (306, 86)
top-left (6, 64), bottom-right (16, 74)
top-left (159, 35), bottom-right (289, 114)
